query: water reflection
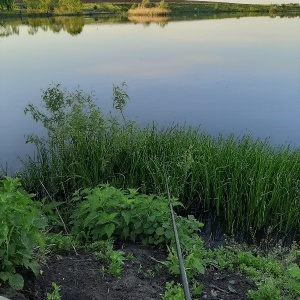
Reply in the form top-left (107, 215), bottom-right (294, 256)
top-left (1, 16), bottom-right (101, 37)
top-left (1, 14), bottom-right (299, 172)
top-left (1, 10), bottom-right (299, 38)
top-left (26, 17), bottom-right (85, 36)
top-left (0, 22), bottom-right (19, 37)
top-left (128, 15), bottom-right (170, 27)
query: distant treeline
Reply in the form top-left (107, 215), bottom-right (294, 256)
top-left (1, 0), bottom-right (300, 16)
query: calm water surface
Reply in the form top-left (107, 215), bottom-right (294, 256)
top-left (1, 16), bottom-right (300, 171)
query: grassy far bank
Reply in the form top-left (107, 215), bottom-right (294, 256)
top-left (1, 0), bottom-right (300, 17)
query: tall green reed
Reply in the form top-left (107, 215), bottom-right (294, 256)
top-left (21, 83), bottom-right (300, 236)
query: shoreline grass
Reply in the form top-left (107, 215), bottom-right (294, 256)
top-left (16, 84), bottom-right (300, 241)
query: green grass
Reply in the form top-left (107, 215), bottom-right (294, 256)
top-left (17, 83), bottom-right (300, 239)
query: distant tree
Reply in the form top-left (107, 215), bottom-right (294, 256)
top-left (0, 0), bottom-right (14, 10)
top-left (55, 0), bottom-right (82, 13)
top-left (38, 0), bottom-right (58, 13)
top-left (140, 0), bottom-right (152, 8)
top-left (157, 0), bottom-right (168, 9)
top-left (23, 0), bottom-right (40, 13)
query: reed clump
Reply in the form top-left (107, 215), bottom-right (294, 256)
top-left (128, 0), bottom-right (171, 16)
top-left (20, 83), bottom-right (300, 239)
top-left (128, 7), bottom-right (171, 16)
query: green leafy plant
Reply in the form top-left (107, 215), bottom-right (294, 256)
top-left (235, 248), bottom-right (300, 299)
top-left (0, 177), bottom-right (47, 290)
top-left (237, 252), bottom-right (282, 278)
top-left (166, 245), bottom-right (204, 280)
top-left (204, 246), bottom-right (235, 271)
top-left (288, 264), bottom-right (300, 294)
top-left (87, 240), bottom-right (124, 277)
top-left (107, 250), bottom-right (124, 277)
top-left (247, 278), bottom-right (281, 300)
top-left (112, 81), bottom-right (129, 124)
top-left (46, 282), bottom-right (61, 300)
top-left (126, 252), bottom-right (134, 262)
top-left (162, 281), bottom-right (184, 300)
top-left (45, 233), bottom-right (77, 253)
top-left (70, 184), bottom-right (203, 247)
top-left (144, 264), bottom-right (162, 280)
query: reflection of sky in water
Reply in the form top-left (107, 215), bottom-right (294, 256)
top-left (1, 16), bottom-right (300, 171)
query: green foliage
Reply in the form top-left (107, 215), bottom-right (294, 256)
top-left (23, 0), bottom-right (82, 13)
top-left (70, 184), bottom-right (203, 247)
top-left (46, 282), bottom-right (61, 300)
top-left (112, 81), bottom-right (129, 124)
top-left (203, 246), bottom-right (235, 271)
top-left (166, 245), bottom-right (204, 280)
top-left (236, 249), bottom-right (300, 299)
top-left (237, 252), bottom-right (283, 278)
top-left (131, 3), bottom-right (138, 9)
top-left (107, 249), bottom-right (124, 276)
top-left (0, 177), bottom-right (47, 290)
top-left (46, 233), bottom-right (77, 252)
top-left (144, 264), bottom-right (162, 280)
top-left (157, 0), bottom-right (168, 9)
top-left (97, 3), bottom-right (121, 13)
top-left (0, 0), bottom-right (13, 10)
top-left (55, 0), bottom-right (82, 13)
top-left (22, 83), bottom-right (300, 237)
top-left (247, 278), bottom-right (281, 300)
top-left (23, 0), bottom-right (40, 13)
top-left (87, 240), bottom-right (124, 277)
top-left (37, 0), bottom-right (58, 13)
top-left (162, 281), bottom-right (184, 300)
top-left (23, 84), bottom-right (107, 197)
top-left (140, 0), bottom-right (152, 8)
top-left (288, 264), bottom-right (300, 295)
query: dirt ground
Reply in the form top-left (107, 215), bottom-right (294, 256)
top-left (0, 240), bottom-right (256, 300)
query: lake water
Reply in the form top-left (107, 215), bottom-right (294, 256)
top-left (1, 15), bottom-right (300, 172)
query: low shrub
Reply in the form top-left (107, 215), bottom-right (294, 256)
top-left (70, 184), bottom-right (203, 247)
top-left (0, 177), bottom-right (47, 290)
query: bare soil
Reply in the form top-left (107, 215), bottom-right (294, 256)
top-left (0, 241), bottom-right (256, 300)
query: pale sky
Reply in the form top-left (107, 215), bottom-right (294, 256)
top-left (204, 1), bottom-right (300, 4)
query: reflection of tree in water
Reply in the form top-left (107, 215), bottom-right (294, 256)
top-left (27, 17), bottom-right (84, 35)
top-left (58, 17), bottom-right (84, 35)
top-left (128, 15), bottom-right (169, 28)
top-left (0, 23), bottom-right (19, 37)
top-left (1, 15), bottom-right (169, 38)
top-left (27, 18), bottom-right (50, 35)
top-left (0, 17), bottom-right (84, 37)
top-left (48, 18), bottom-right (62, 33)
